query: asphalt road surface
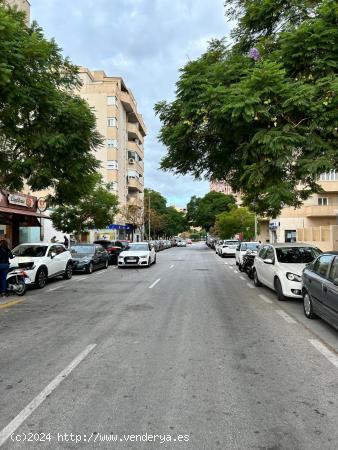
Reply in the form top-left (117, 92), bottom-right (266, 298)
top-left (1, 243), bottom-right (338, 450)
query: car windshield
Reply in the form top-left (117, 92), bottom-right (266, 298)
top-left (246, 243), bottom-right (260, 251)
top-left (224, 241), bottom-right (239, 245)
top-left (94, 241), bottom-right (110, 248)
top-left (276, 247), bottom-right (321, 264)
top-left (13, 245), bottom-right (48, 257)
top-left (126, 244), bottom-right (149, 251)
top-left (70, 246), bottom-right (95, 255)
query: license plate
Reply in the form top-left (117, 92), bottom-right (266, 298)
top-left (128, 259), bottom-right (137, 263)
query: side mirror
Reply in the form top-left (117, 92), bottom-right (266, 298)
top-left (333, 278), bottom-right (338, 286)
top-left (264, 258), bottom-right (274, 265)
top-left (50, 252), bottom-right (57, 259)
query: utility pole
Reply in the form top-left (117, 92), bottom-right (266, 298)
top-left (148, 193), bottom-right (151, 240)
top-left (254, 214), bottom-right (258, 240)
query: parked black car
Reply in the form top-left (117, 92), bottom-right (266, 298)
top-left (93, 240), bottom-right (124, 264)
top-left (70, 244), bottom-right (109, 274)
top-left (302, 252), bottom-right (338, 330)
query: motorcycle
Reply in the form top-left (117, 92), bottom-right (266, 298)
top-left (239, 250), bottom-right (257, 279)
top-left (6, 265), bottom-right (31, 296)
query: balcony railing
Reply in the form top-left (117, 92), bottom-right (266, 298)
top-left (127, 177), bottom-right (144, 193)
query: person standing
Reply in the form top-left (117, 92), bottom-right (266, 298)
top-left (63, 235), bottom-right (69, 248)
top-left (0, 239), bottom-right (14, 298)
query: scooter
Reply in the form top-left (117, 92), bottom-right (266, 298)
top-left (6, 265), bottom-right (31, 296)
top-left (239, 251), bottom-right (257, 279)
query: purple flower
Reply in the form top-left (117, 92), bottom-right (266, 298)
top-left (248, 48), bottom-right (261, 61)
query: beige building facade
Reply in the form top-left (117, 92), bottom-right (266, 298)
top-left (5, 0), bottom-right (30, 24)
top-left (209, 180), bottom-right (242, 205)
top-left (267, 171), bottom-right (338, 250)
top-left (78, 68), bottom-right (146, 241)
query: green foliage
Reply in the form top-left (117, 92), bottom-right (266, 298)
top-left (191, 191), bottom-right (236, 231)
top-left (0, 2), bottom-right (101, 204)
top-left (155, 0), bottom-right (338, 217)
top-left (50, 176), bottom-right (119, 236)
top-left (186, 195), bottom-right (201, 225)
top-left (144, 188), bottom-right (188, 237)
top-left (215, 207), bottom-right (256, 240)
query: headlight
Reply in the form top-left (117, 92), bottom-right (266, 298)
top-left (286, 272), bottom-right (302, 282)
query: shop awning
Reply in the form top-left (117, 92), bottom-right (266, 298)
top-left (0, 206), bottom-right (48, 219)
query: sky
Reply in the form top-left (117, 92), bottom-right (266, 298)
top-left (30, 0), bottom-right (232, 208)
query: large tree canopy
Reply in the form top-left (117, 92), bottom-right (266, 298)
top-left (155, 0), bottom-right (338, 217)
top-left (214, 207), bottom-right (256, 241)
top-left (190, 191), bottom-right (236, 231)
top-left (50, 177), bottom-right (119, 237)
top-left (0, 2), bottom-right (101, 204)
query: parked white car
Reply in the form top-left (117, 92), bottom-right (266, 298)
top-left (118, 242), bottom-right (156, 267)
top-left (235, 242), bottom-right (261, 267)
top-left (219, 240), bottom-right (240, 258)
top-left (12, 243), bottom-right (73, 289)
top-left (177, 240), bottom-right (187, 247)
top-left (215, 240), bottom-right (224, 255)
top-left (253, 243), bottom-right (322, 301)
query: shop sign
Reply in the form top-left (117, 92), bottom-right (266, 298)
top-left (37, 197), bottom-right (48, 212)
top-left (8, 193), bottom-right (34, 208)
top-left (106, 224), bottom-right (132, 231)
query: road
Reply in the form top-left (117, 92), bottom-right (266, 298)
top-left (1, 243), bottom-right (338, 450)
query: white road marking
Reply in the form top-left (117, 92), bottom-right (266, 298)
top-left (309, 339), bottom-right (338, 369)
top-left (239, 276), bottom-right (245, 281)
top-left (149, 279), bottom-right (161, 289)
top-left (276, 310), bottom-right (297, 324)
top-left (74, 276), bottom-right (89, 282)
top-left (0, 344), bottom-right (96, 447)
top-left (234, 270), bottom-right (239, 274)
top-left (224, 262), bottom-right (228, 265)
top-left (259, 294), bottom-right (273, 304)
top-left (246, 283), bottom-right (254, 289)
top-left (169, 264), bottom-right (175, 269)
top-left (47, 287), bottom-right (60, 292)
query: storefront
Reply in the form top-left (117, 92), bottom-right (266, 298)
top-left (0, 190), bottom-right (46, 247)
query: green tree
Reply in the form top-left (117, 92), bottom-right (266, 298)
top-left (186, 195), bottom-right (201, 226)
top-left (214, 207), bottom-right (256, 240)
top-left (0, 2), bottom-right (101, 204)
top-left (155, 0), bottom-right (338, 217)
top-left (193, 191), bottom-right (236, 231)
top-left (50, 177), bottom-right (119, 238)
top-left (163, 207), bottom-right (188, 237)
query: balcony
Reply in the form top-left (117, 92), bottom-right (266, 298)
top-left (127, 195), bottom-right (144, 208)
top-left (120, 91), bottom-right (146, 136)
top-left (303, 205), bottom-right (338, 217)
top-left (127, 177), bottom-right (144, 193)
top-left (127, 123), bottom-right (143, 142)
top-left (128, 158), bottom-right (143, 174)
top-left (128, 141), bottom-right (144, 158)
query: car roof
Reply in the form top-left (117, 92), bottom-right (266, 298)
top-left (323, 251), bottom-right (338, 255)
top-left (264, 243), bottom-right (318, 248)
top-left (16, 242), bottom-right (61, 246)
top-left (128, 242), bottom-right (149, 245)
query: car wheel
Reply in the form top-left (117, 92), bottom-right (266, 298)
top-left (236, 261), bottom-right (239, 266)
top-left (274, 277), bottom-right (287, 301)
top-left (86, 262), bottom-right (93, 274)
top-left (303, 291), bottom-right (316, 319)
top-left (253, 269), bottom-right (262, 287)
top-left (153, 256), bottom-right (157, 265)
top-left (63, 262), bottom-right (73, 280)
top-left (147, 258), bottom-right (151, 267)
top-left (238, 264), bottom-right (244, 272)
top-left (35, 268), bottom-right (47, 289)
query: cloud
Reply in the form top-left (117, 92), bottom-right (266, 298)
top-left (31, 0), bottom-right (231, 207)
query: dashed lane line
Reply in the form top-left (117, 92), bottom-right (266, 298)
top-left (0, 344), bottom-right (97, 447)
top-left (149, 279), bottom-right (161, 289)
top-left (169, 265), bottom-right (175, 269)
top-left (276, 309), bottom-right (297, 324)
top-left (259, 294), bottom-right (273, 304)
top-left (239, 276), bottom-right (246, 281)
top-left (246, 283), bottom-right (254, 289)
top-left (309, 339), bottom-right (338, 369)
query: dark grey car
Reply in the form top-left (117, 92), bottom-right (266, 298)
top-left (302, 252), bottom-right (338, 330)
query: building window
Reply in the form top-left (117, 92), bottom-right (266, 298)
top-left (107, 117), bottom-right (117, 127)
top-left (318, 197), bottom-right (328, 206)
top-left (107, 160), bottom-right (118, 170)
top-left (109, 182), bottom-right (118, 191)
top-left (107, 96), bottom-right (117, 106)
top-left (106, 139), bottom-right (118, 148)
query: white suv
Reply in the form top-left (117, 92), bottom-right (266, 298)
top-left (253, 243), bottom-right (321, 301)
top-left (12, 243), bottom-right (73, 289)
top-left (219, 240), bottom-right (240, 257)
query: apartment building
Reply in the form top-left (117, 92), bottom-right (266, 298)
top-left (266, 170), bottom-right (338, 250)
top-left (78, 68), bottom-right (146, 241)
top-left (209, 180), bottom-right (242, 205)
top-left (5, 0), bottom-right (30, 24)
